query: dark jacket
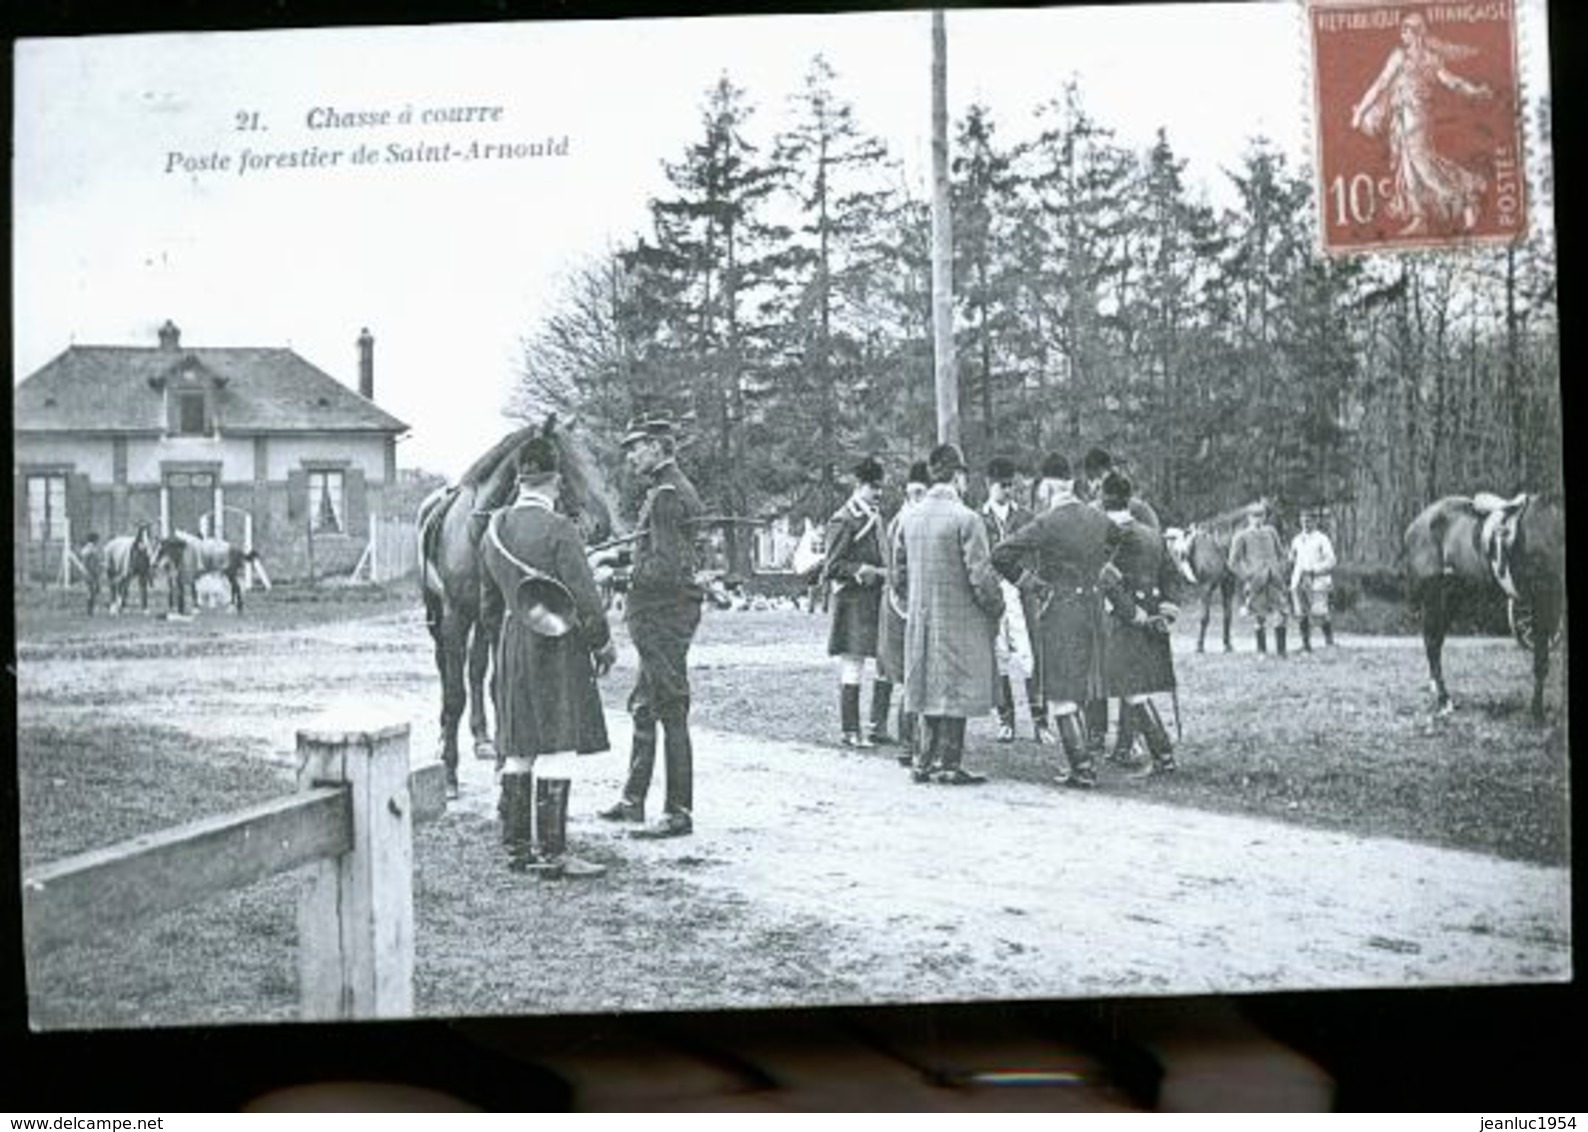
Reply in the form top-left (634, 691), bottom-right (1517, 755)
top-left (628, 460), bottom-right (705, 609)
top-left (825, 494), bottom-right (887, 658)
top-left (1100, 516), bottom-right (1180, 697)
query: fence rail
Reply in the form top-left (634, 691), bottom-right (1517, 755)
top-left (22, 722), bottom-right (447, 1021)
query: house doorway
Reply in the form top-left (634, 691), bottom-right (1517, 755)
top-left (165, 470), bottom-right (216, 536)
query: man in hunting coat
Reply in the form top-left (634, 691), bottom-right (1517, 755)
top-left (599, 413), bottom-right (705, 839)
top-left (1097, 472), bottom-right (1181, 776)
top-left (981, 456), bottom-right (1053, 745)
top-left (991, 453), bottom-right (1115, 789)
top-left (878, 460), bottom-right (931, 764)
top-left (481, 434), bottom-right (618, 877)
top-left (1229, 500), bottom-right (1290, 657)
top-left (824, 455), bottom-right (893, 747)
top-left (900, 443), bottom-right (1004, 785)
top-left (1289, 508), bottom-right (1338, 651)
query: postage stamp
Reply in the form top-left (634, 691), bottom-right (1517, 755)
top-left (1308, 0), bottom-right (1528, 254)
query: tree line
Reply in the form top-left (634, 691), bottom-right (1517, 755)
top-left (509, 58), bottom-right (1560, 574)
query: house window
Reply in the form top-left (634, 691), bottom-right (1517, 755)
top-left (309, 470), bottom-right (345, 534)
top-left (177, 391), bottom-right (207, 435)
top-left (26, 474), bottom-right (67, 543)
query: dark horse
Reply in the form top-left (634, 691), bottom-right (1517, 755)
top-left (417, 419), bottom-right (612, 788)
top-left (103, 522), bottom-right (160, 613)
top-left (1164, 508), bottom-right (1246, 653)
top-left (155, 530), bottom-right (268, 614)
top-left (1404, 493), bottom-right (1565, 722)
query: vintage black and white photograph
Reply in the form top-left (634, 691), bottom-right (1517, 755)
top-left (14, 0), bottom-right (1568, 1031)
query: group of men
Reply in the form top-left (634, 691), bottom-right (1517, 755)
top-left (820, 443), bottom-right (1182, 791)
top-left (1226, 502), bottom-right (1340, 657)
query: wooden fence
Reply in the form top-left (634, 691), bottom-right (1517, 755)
top-left (350, 514), bottom-right (420, 585)
top-left (22, 721), bottom-right (447, 1021)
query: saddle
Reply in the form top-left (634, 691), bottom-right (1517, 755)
top-left (1474, 492), bottom-right (1528, 601)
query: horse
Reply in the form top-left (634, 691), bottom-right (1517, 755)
top-left (1163, 513), bottom-right (1244, 653)
top-left (156, 530), bottom-right (269, 615)
top-left (1404, 492), bottom-right (1565, 722)
top-left (417, 418), bottom-right (612, 789)
top-left (103, 522), bottom-right (160, 614)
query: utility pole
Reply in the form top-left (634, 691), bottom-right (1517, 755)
top-left (931, 9), bottom-right (958, 446)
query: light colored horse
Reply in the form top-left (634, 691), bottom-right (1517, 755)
top-left (158, 530), bottom-right (269, 614)
top-left (103, 523), bottom-right (160, 614)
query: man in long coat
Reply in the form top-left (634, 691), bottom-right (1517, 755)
top-left (878, 460), bottom-right (930, 764)
top-left (900, 443), bottom-right (1004, 785)
top-left (598, 414), bottom-right (705, 839)
top-left (991, 453), bottom-right (1115, 789)
top-left (824, 455), bottom-right (892, 747)
top-left (481, 434), bottom-right (618, 876)
top-left (981, 455), bottom-right (1052, 745)
top-left (1229, 500), bottom-right (1290, 657)
top-left (1096, 472), bottom-right (1181, 776)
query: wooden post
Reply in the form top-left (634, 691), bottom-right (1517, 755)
top-left (930, 8), bottom-right (958, 447)
top-left (60, 516), bottom-right (73, 588)
top-left (295, 720), bottom-right (415, 1021)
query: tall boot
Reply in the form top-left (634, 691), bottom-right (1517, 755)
top-left (1054, 712), bottom-right (1095, 789)
top-left (1275, 625), bottom-right (1289, 658)
top-left (600, 714), bottom-right (653, 822)
top-left (869, 680), bottom-right (895, 745)
top-left (499, 757), bottom-right (536, 868)
top-left (840, 684), bottom-right (872, 747)
top-left (912, 716), bottom-right (942, 782)
top-left (935, 717), bottom-right (985, 784)
top-left (1027, 678), bottom-right (1054, 743)
top-left (1083, 699), bottom-right (1108, 765)
top-left (1133, 700), bottom-right (1177, 774)
top-left (1322, 620), bottom-right (1335, 647)
top-left (535, 778), bottom-right (606, 877)
top-left (660, 712), bottom-right (694, 823)
top-left (897, 708), bottom-right (918, 766)
top-left (995, 676), bottom-right (1017, 741)
top-left (1107, 703), bottom-right (1140, 766)
top-left (1300, 617), bottom-right (1313, 652)
top-left (1255, 626), bottom-right (1268, 655)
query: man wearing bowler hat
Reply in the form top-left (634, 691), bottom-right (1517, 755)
top-left (599, 413), bottom-right (705, 839)
top-left (480, 431), bottom-right (618, 876)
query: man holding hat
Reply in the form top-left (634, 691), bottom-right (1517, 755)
top-left (1289, 508), bottom-right (1338, 651)
top-left (599, 413), bottom-right (705, 839)
top-left (824, 455), bottom-right (893, 747)
top-left (992, 452), bottom-right (1115, 789)
top-left (900, 443), bottom-right (1004, 785)
top-left (1229, 499), bottom-right (1290, 657)
top-left (981, 456), bottom-right (1053, 745)
top-left (878, 460), bottom-right (931, 763)
top-left (481, 428), bottom-right (618, 876)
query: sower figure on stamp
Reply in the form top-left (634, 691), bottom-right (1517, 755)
top-left (981, 456), bottom-right (1052, 745)
top-left (1096, 472), bottom-right (1181, 777)
top-left (878, 460), bottom-right (931, 766)
top-left (992, 454), bottom-right (1114, 789)
top-left (824, 455), bottom-right (893, 748)
top-left (1229, 500), bottom-right (1290, 658)
top-left (1080, 447), bottom-right (1159, 766)
top-left (900, 443), bottom-right (1003, 786)
top-left (79, 532), bottom-right (103, 616)
top-left (481, 432), bottom-right (617, 878)
top-left (599, 414), bottom-right (704, 840)
top-left (1289, 508), bottom-right (1338, 652)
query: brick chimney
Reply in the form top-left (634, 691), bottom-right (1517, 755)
top-left (158, 319), bottom-right (181, 350)
top-left (357, 327), bottom-right (375, 400)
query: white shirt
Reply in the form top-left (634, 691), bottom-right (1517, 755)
top-left (1290, 529), bottom-right (1337, 586)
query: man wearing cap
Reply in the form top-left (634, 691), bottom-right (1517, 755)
top-left (481, 433), bottom-right (618, 876)
top-left (599, 414), bottom-right (705, 839)
top-left (900, 443), bottom-right (1004, 785)
top-left (878, 460), bottom-right (931, 763)
top-left (823, 455), bottom-right (894, 748)
top-left (1229, 500), bottom-right (1289, 657)
top-left (992, 452), bottom-right (1114, 789)
top-left (981, 456), bottom-right (1053, 745)
top-left (1096, 472), bottom-right (1181, 775)
top-left (1289, 508), bottom-right (1338, 651)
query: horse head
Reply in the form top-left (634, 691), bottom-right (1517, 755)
top-left (1163, 527), bottom-right (1200, 585)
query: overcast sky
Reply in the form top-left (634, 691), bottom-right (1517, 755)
top-left (13, 1), bottom-right (1555, 478)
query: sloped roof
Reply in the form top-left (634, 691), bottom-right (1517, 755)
top-left (14, 344), bottom-right (408, 435)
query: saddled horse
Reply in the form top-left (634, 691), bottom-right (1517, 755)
top-left (104, 523), bottom-right (160, 614)
top-left (156, 530), bottom-right (270, 614)
top-left (1404, 492), bottom-right (1565, 722)
top-left (417, 418), bottom-right (612, 788)
top-left (1164, 506), bottom-right (1248, 653)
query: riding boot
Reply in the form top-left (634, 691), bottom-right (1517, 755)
top-left (935, 717), bottom-right (986, 784)
top-left (535, 777), bottom-right (606, 878)
top-left (1108, 704), bottom-right (1140, 766)
top-left (1082, 699), bottom-right (1108, 764)
top-left (897, 708), bottom-right (918, 766)
top-left (1027, 679), bottom-right (1053, 741)
top-left (1275, 625), bottom-right (1289, 658)
top-left (1255, 627), bottom-right (1268, 655)
top-left (997, 675), bottom-right (1017, 736)
top-left (912, 716), bottom-right (942, 782)
top-left (1133, 700), bottom-right (1177, 774)
top-left (840, 684), bottom-right (871, 747)
top-left (499, 758), bottom-right (537, 868)
top-left (868, 680), bottom-right (895, 745)
top-left (1054, 712), bottom-right (1095, 789)
top-left (603, 712), bottom-right (656, 820)
top-left (1322, 620), bottom-right (1335, 647)
top-left (1300, 617), bottom-right (1313, 652)
top-left (660, 709), bottom-right (694, 823)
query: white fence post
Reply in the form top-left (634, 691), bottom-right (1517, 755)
top-left (295, 720), bottom-right (415, 1021)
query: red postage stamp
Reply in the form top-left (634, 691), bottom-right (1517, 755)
top-left (1308, 0), bottom-right (1527, 254)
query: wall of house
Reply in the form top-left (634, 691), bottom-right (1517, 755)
top-left (264, 435), bottom-right (389, 482)
top-left (125, 435), bottom-right (256, 481)
top-left (14, 435), bottom-right (115, 481)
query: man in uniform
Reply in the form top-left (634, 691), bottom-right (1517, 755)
top-left (1229, 500), bottom-right (1289, 657)
top-left (900, 443), bottom-right (1004, 785)
top-left (598, 414), bottom-right (705, 839)
top-left (878, 460), bottom-right (930, 764)
top-left (481, 433), bottom-right (618, 876)
top-left (1289, 508), bottom-right (1338, 651)
top-left (1096, 472), bottom-right (1181, 776)
top-left (981, 456), bottom-right (1052, 744)
top-left (823, 455), bottom-right (893, 747)
top-left (992, 453), bottom-right (1114, 789)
